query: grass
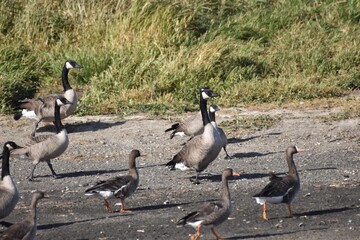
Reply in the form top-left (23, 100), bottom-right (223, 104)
top-left (0, 0), bottom-right (359, 116)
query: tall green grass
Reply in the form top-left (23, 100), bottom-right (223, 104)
top-left (0, 0), bottom-right (359, 115)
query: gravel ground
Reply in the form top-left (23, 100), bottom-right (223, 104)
top-left (0, 106), bottom-right (359, 240)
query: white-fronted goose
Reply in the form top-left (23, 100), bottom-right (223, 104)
top-left (85, 150), bottom-right (143, 213)
top-left (13, 60), bottom-right (81, 136)
top-left (253, 146), bottom-right (304, 220)
top-left (0, 191), bottom-right (49, 240)
top-left (0, 142), bottom-right (22, 220)
top-left (9, 97), bottom-right (71, 181)
top-left (166, 87), bottom-right (222, 184)
top-left (165, 111), bottom-right (203, 139)
top-left (177, 168), bottom-right (240, 240)
top-left (208, 105), bottom-right (231, 159)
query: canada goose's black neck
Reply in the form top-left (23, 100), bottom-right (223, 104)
top-left (286, 149), bottom-right (298, 176)
top-left (61, 64), bottom-right (72, 91)
top-left (209, 110), bottom-right (216, 123)
top-left (54, 102), bottom-right (64, 133)
top-left (200, 93), bottom-right (210, 126)
top-left (1, 146), bottom-right (10, 179)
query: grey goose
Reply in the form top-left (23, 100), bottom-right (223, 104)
top-left (0, 142), bottom-right (22, 220)
top-left (13, 60), bottom-right (81, 136)
top-left (9, 97), bottom-right (71, 181)
top-left (208, 105), bottom-right (231, 159)
top-left (166, 87), bottom-right (222, 184)
top-left (0, 191), bottom-right (49, 240)
top-left (253, 146), bottom-right (304, 220)
top-left (85, 150), bottom-right (143, 213)
top-left (165, 111), bottom-right (203, 139)
top-left (177, 168), bottom-right (240, 240)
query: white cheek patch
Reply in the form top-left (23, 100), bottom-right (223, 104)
top-left (201, 91), bottom-right (211, 100)
top-left (65, 61), bottom-right (73, 69)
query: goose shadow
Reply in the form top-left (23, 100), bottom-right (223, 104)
top-left (225, 227), bottom-right (328, 239)
top-left (189, 174), bottom-right (243, 183)
top-left (227, 132), bottom-right (281, 144)
top-left (130, 199), bottom-right (217, 212)
top-left (272, 167), bottom-right (338, 176)
top-left (295, 206), bottom-right (357, 217)
top-left (36, 120), bottom-right (126, 134)
top-left (37, 215), bottom-right (121, 231)
top-left (231, 151), bottom-right (276, 159)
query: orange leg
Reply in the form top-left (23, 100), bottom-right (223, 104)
top-left (120, 199), bottom-right (132, 213)
top-left (262, 201), bottom-right (268, 220)
top-left (287, 203), bottom-right (293, 217)
top-left (211, 227), bottom-right (223, 240)
top-left (191, 223), bottom-right (203, 240)
top-left (104, 199), bottom-right (113, 213)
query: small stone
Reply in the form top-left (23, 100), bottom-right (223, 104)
top-left (299, 222), bottom-right (304, 227)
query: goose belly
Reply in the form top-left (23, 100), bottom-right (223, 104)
top-left (0, 176), bottom-right (19, 219)
top-left (33, 131), bottom-right (69, 161)
top-left (254, 196), bottom-right (284, 205)
top-left (63, 89), bottom-right (77, 117)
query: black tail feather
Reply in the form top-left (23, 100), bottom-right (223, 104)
top-left (176, 211), bottom-right (198, 226)
top-left (165, 123), bottom-right (180, 132)
top-left (13, 112), bottom-right (22, 120)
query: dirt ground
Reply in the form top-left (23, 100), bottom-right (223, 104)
top-left (0, 106), bottom-right (359, 240)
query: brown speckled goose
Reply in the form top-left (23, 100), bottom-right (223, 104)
top-left (9, 97), bottom-right (71, 181)
top-left (13, 60), bottom-right (81, 136)
top-left (208, 105), bottom-right (231, 159)
top-left (253, 146), bottom-right (304, 220)
top-left (85, 150), bottom-right (143, 213)
top-left (0, 191), bottom-right (49, 240)
top-left (177, 168), bottom-right (240, 240)
top-left (0, 142), bottom-right (22, 220)
top-left (166, 87), bottom-right (222, 184)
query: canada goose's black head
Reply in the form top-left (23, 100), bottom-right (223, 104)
top-left (200, 87), bottom-right (219, 100)
top-left (56, 97), bottom-right (73, 106)
top-left (4, 141), bottom-right (22, 151)
top-left (65, 60), bottom-right (82, 70)
top-left (209, 104), bottom-right (220, 113)
top-left (287, 146), bottom-right (305, 155)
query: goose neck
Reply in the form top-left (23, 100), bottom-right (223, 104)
top-left (1, 147), bottom-right (10, 179)
top-left (61, 65), bottom-right (72, 91)
top-left (54, 103), bottom-right (64, 133)
top-left (287, 152), bottom-right (298, 176)
top-left (200, 96), bottom-right (210, 126)
top-left (221, 175), bottom-right (231, 206)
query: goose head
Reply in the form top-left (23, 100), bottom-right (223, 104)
top-left (33, 191), bottom-right (50, 200)
top-left (288, 146), bottom-right (305, 155)
top-left (65, 60), bottom-right (82, 70)
top-left (209, 104), bottom-right (220, 113)
top-left (4, 141), bottom-right (22, 151)
top-left (200, 87), bottom-right (219, 100)
top-left (223, 168), bottom-right (240, 179)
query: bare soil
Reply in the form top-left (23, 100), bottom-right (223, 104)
top-left (0, 106), bottom-right (359, 240)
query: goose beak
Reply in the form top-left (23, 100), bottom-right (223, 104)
top-left (75, 63), bottom-right (82, 68)
top-left (232, 171), bottom-right (241, 177)
top-left (210, 92), bottom-right (220, 97)
top-left (44, 193), bottom-right (50, 198)
top-left (296, 147), bottom-right (305, 152)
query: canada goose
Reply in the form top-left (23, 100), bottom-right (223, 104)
top-left (13, 60), bottom-right (81, 136)
top-left (85, 150), bottom-right (143, 213)
top-left (253, 146), bottom-right (304, 220)
top-left (208, 105), bottom-right (231, 159)
top-left (0, 191), bottom-right (49, 240)
top-left (165, 112), bottom-right (203, 139)
top-left (166, 87), bottom-right (222, 184)
top-left (177, 168), bottom-right (240, 240)
top-left (0, 142), bottom-right (22, 220)
top-left (9, 97), bottom-right (72, 181)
